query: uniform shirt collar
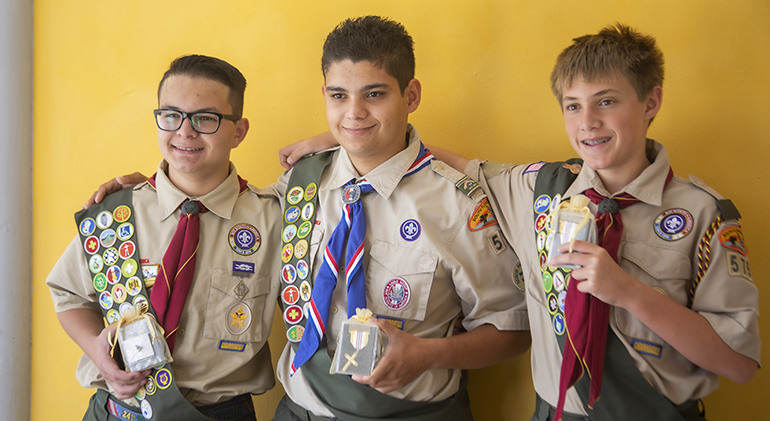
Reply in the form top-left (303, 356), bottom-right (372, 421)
top-left (564, 139), bottom-right (671, 206)
top-left (324, 124), bottom-right (422, 200)
top-left (152, 160), bottom-right (242, 221)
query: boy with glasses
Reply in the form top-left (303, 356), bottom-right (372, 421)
top-left (47, 54), bottom-right (282, 421)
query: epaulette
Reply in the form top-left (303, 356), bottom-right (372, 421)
top-left (430, 160), bottom-right (485, 202)
top-left (481, 161), bottom-right (516, 179)
top-left (688, 175), bottom-right (741, 221)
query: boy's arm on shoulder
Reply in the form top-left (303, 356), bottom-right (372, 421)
top-left (83, 172), bottom-right (149, 209)
top-left (279, 131), bottom-right (338, 169)
top-left (427, 145), bottom-right (470, 172)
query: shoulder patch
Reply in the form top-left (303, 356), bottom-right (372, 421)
top-left (523, 161), bottom-right (547, 174)
top-left (469, 198), bottom-right (498, 231)
top-left (688, 175), bottom-right (741, 220)
top-left (431, 160), bottom-right (485, 202)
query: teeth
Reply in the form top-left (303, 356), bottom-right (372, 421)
top-left (174, 146), bottom-right (203, 151)
top-left (584, 138), bottom-right (609, 146)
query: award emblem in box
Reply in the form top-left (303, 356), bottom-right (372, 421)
top-left (330, 308), bottom-right (383, 376)
top-left (110, 304), bottom-right (173, 372)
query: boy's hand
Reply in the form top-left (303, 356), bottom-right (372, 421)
top-left (92, 324), bottom-right (151, 399)
top-left (279, 132), bottom-right (338, 169)
top-left (548, 240), bottom-right (635, 307)
top-left (351, 318), bottom-right (433, 394)
top-left (83, 172), bottom-right (148, 209)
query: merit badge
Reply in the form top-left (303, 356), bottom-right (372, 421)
top-left (106, 265), bottom-right (122, 284)
top-left (281, 244), bottom-right (294, 263)
top-left (228, 303), bottom-right (252, 334)
top-left (287, 186), bottom-right (304, 205)
top-left (553, 271), bottom-right (565, 292)
top-left (284, 305), bottom-right (303, 325)
top-left (285, 206), bottom-right (300, 224)
top-left (112, 284), bottom-right (127, 304)
top-left (134, 386), bottom-right (146, 401)
top-left (155, 368), bottom-right (172, 390)
top-left (119, 302), bottom-right (133, 314)
top-left (512, 262), bottom-right (525, 292)
top-left (126, 277), bottom-right (142, 296)
top-left (89, 254), bottom-right (104, 274)
top-left (122, 258), bottom-right (138, 277)
top-left (542, 271), bottom-right (553, 293)
top-left (550, 194), bottom-right (562, 213)
top-left (283, 285), bottom-right (300, 305)
top-left (304, 182), bottom-right (318, 201)
top-left (99, 291), bottom-right (113, 310)
top-left (303, 302), bottom-right (312, 319)
top-left (468, 199), bottom-right (498, 231)
top-left (534, 194), bottom-right (551, 214)
top-left (343, 184), bottom-right (361, 204)
top-left (106, 309), bottom-right (121, 324)
top-left (100, 229), bottom-right (117, 248)
top-left (297, 221), bottom-right (312, 239)
top-left (300, 281), bottom-right (312, 301)
top-left (294, 239), bottom-right (308, 259)
top-left (232, 261), bottom-right (255, 276)
top-left (93, 273), bottom-right (108, 292)
top-left (144, 375), bottom-right (157, 395)
top-left (302, 203), bottom-right (314, 221)
top-left (536, 214), bottom-right (548, 232)
top-left (287, 325), bottom-right (304, 343)
top-left (79, 218), bottom-right (96, 236)
top-left (400, 219), bottom-right (421, 241)
top-left (654, 209), bottom-right (693, 241)
top-left (296, 260), bottom-right (309, 280)
top-left (537, 231), bottom-right (547, 251)
top-left (538, 251), bottom-right (547, 271)
top-left (283, 225), bottom-right (298, 243)
top-left (119, 241), bottom-right (136, 259)
top-left (96, 211), bottom-right (113, 229)
top-left (382, 278), bottom-right (410, 311)
top-left (103, 247), bottom-right (119, 266)
top-left (113, 205), bottom-right (131, 223)
top-left (116, 222), bottom-right (134, 241)
top-left (548, 294), bottom-right (559, 314)
top-left (84, 236), bottom-right (100, 255)
top-left (282, 264), bottom-right (297, 284)
top-left (234, 280), bottom-right (249, 300)
top-left (553, 314), bottom-right (565, 335)
top-left (141, 399), bottom-right (153, 419)
top-left (545, 232), bottom-right (554, 252)
top-left (132, 295), bottom-right (148, 310)
top-left (558, 291), bottom-right (566, 313)
top-left (719, 226), bottom-right (747, 255)
top-left (228, 223), bottom-right (261, 255)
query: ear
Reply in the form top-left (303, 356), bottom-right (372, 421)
top-left (644, 86), bottom-right (663, 121)
top-left (405, 78), bottom-right (422, 113)
top-left (321, 84), bottom-right (327, 97)
top-left (232, 118), bottom-right (250, 149)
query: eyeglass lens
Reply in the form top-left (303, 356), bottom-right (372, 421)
top-left (156, 110), bottom-right (220, 134)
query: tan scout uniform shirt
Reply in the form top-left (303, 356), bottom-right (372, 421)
top-left (47, 162), bottom-right (282, 407)
top-left (466, 140), bottom-right (760, 414)
top-left (273, 125), bottom-right (529, 418)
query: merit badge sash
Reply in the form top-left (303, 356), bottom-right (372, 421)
top-left (532, 159), bottom-right (686, 421)
top-left (279, 151), bottom-right (335, 350)
top-left (75, 188), bottom-right (217, 421)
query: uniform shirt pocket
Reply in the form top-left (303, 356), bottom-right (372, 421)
top-left (366, 240), bottom-right (438, 321)
top-left (203, 268), bottom-right (271, 343)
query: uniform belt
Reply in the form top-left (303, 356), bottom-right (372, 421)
top-left (283, 395), bottom-right (342, 421)
top-left (533, 393), bottom-right (705, 421)
top-left (105, 393), bottom-right (256, 421)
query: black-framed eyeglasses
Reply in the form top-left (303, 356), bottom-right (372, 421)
top-left (153, 109), bottom-right (240, 134)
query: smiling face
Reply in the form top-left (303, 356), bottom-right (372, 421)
top-left (561, 75), bottom-right (662, 193)
top-left (322, 59), bottom-right (421, 175)
top-left (157, 74), bottom-right (248, 195)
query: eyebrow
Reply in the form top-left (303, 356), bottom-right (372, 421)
top-left (159, 106), bottom-right (222, 114)
top-left (325, 83), bottom-right (392, 93)
top-left (563, 88), bottom-right (619, 102)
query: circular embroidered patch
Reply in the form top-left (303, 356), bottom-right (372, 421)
top-left (287, 186), bottom-right (304, 205)
top-left (116, 222), bottom-right (134, 241)
top-left (282, 264), bottom-right (297, 284)
top-left (558, 291), bottom-right (567, 313)
top-left (304, 183), bottom-right (318, 201)
top-left (537, 231), bottom-right (547, 251)
top-left (542, 271), bottom-right (553, 293)
top-left (105, 309), bottom-right (120, 324)
top-left (99, 291), bottom-right (113, 310)
top-left (103, 247), bottom-right (119, 266)
top-left (536, 214), bottom-right (548, 232)
top-left (512, 262), bottom-right (525, 292)
top-left (106, 265), bottom-right (122, 284)
top-left (155, 368), bottom-right (172, 390)
top-left (119, 241), bottom-right (136, 259)
top-left (133, 295), bottom-right (148, 309)
top-left (113, 205), bottom-right (131, 223)
top-left (553, 314), bottom-right (565, 335)
top-left (228, 303), bottom-right (252, 334)
top-left (534, 194), bottom-right (551, 214)
top-left (297, 221), bottom-right (312, 239)
top-left (285, 206), bottom-right (300, 224)
top-left (654, 209), bottom-right (693, 241)
top-left (89, 254), bottom-right (104, 274)
top-left (294, 239), bottom-right (308, 259)
top-left (538, 251), bottom-right (547, 271)
top-left (134, 386), bottom-right (146, 401)
top-left (548, 293), bottom-right (559, 314)
top-left (96, 211), bottom-right (113, 229)
top-left (122, 259), bottom-right (138, 277)
top-left (144, 376), bottom-right (156, 395)
top-left (84, 235), bottom-right (100, 255)
top-left (283, 285), bottom-right (300, 305)
top-left (112, 284), bottom-right (127, 304)
top-left (229, 223), bottom-right (261, 255)
top-left (284, 305), bottom-right (303, 325)
top-left (382, 278), bottom-right (411, 310)
top-left (100, 229), bottom-right (117, 248)
top-left (93, 273), bottom-right (108, 292)
top-left (287, 325), bottom-right (304, 343)
top-left (141, 399), bottom-right (153, 419)
top-left (80, 218), bottom-right (96, 236)
top-left (300, 281), bottom-right (312, 301)
top-left (302, 203), bottom-right (314, 221)
top-left (296, 260), bottom-right (309, 280)
top-left (400, 219), bottom-right (421, 242)
top-left (283, 225), bottom-right (297, 243)
top-left (553, 271), bottom-right (565, 292)
top-left (119, 302), bottom-right (133, 314)
top-left (126, 277), bottom-right (142, 296)
top-left (550, 194), bottom-right (562, 212)
top-left (281, 244), bottom-right (294, 263)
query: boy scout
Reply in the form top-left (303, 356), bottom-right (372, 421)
top-left (285, 24), bottom-right (761, 421)
top-left (47, 55), bottom-right (282, 420)
top-left (269, 16), bottom-right (529, 421)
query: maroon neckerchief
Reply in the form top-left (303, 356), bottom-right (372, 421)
top-left (147, 173), bottom-right (248, 353)
top-left (554, 168), bottom-right (673, 420)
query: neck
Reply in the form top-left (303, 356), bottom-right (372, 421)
top-left (596, 159), bottom-right (650, 194)
top-left (167, 166), bottom-right (229, 197)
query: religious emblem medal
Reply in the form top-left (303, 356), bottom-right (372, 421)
top-left (111, 303), bottom-right (173, 372)
top-left (330, 308), bottom-right (383, 377)
top-left (547, 194), bottom-right (597, 269)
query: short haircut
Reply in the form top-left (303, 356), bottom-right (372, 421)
top-left (550, 24), bottom-right (664, 104)
top-left (322, 16), bottom-right (415, 93)
top-left (158, 55), bottom-right (247, 117)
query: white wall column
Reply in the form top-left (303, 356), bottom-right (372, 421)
top-left (0, 0), bottom-right (33, 419)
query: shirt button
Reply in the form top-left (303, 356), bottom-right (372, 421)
top-left (331, 306), bottom-right (338, 314)
top-left (178, 328), bottom-right (185, 336)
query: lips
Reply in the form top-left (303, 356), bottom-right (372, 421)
top-left (582, 137), bottom-right (611, 146)
top-left (343, 124), bottom-right (375, 135)
top-left (173, 145), bottom-right (204, 151)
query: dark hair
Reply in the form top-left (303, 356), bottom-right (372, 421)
top-left (322, 16), bottom-right (415, 93)
top-left (550, 24), bottom-right (664, 105)
top-left (158, 55), bottom-right (247, 117)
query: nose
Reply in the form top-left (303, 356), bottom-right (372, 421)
top-left (579, 106), bottom-right (602, 132)
top-left (177, 116), bottom-right (199, 137)
top-left (345, 96), bottom-right (368, 120)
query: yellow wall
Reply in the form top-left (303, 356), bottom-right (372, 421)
top-left (32, 1), bottom-right (769, 420)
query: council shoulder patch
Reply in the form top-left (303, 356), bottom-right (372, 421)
top-left (719, 226), bottom-right (747, 255)
top-left (468, 198), bottom-right (498, 231)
